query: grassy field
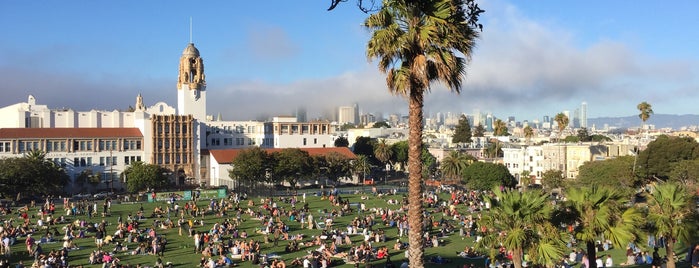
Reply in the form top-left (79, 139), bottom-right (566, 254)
top-left (0, 190), bottom-right (689, 267)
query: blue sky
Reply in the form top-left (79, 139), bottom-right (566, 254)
top-left (1, 0), bottom-right (698, 123)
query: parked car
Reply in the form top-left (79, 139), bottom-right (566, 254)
top-left (93, 192), bottom-right (114, 199)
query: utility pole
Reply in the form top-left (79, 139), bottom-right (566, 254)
top-left (110, 148), bottom-right (113, 193)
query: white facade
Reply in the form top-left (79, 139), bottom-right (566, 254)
top-left (205, 121), bottom-right (269, 149)
top-left (346, 127), bottom-right (409, 148)
top-left (502, 146), bottom-right (545, 185)
top-left (338, 106), bottom-right (356, 125)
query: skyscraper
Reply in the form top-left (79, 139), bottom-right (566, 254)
top-left (580, 102), bottom-right (588, 128)
top-left (294, 107), bottom-right (307, 122)
top-left (337, 106), bottom-right (356, 125)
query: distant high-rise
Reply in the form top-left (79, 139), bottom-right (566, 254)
top-left (580, 102), bottom-right (588, 128)
top-left (360, 113), bottom-right (376, 126)
top-left (573, 108), bottom-right (580, 128)
top-left (353, 103), bottom-right (360, 126)
top-left (472, 109), bottom-right (483, 127)
top-left (485, 113), bottom-right (494, 132)
top-left (294, 107), bottom-right (307, 122)
top-left (338, 106), bottom-right (356, 125)
top-left (563, 110), bottom-right (571, 128)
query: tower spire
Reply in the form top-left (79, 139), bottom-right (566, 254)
top-left (189, 17), bottom-right (193, 44)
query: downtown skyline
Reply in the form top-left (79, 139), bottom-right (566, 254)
top-left (1, 1), bottom-right (698, 123)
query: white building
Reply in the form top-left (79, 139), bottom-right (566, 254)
top-left (0, 42), bottom-right (338, 191)
top-left (208, 147), bottom-right (356, 190)
top-left (502, 146), bottom-right (545, 185)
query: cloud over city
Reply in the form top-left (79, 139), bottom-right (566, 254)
top-left (0, 1), bottom-right (697, 121)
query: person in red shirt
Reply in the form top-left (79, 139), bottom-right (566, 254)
top-left (25, 234), bottom-right (35, 254)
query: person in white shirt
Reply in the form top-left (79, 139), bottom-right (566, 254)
top-left (605, 255), bottom-right (613, 267)
top-left (303, 257), bottom-right (311, 268)
top-left (596, 256), bottom-right (604, 268)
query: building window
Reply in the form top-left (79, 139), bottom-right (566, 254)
top-left (0, 142), bottom-right (9, 152)
top-left (314, 138), bottom-right (317, 144)
top-left (303, 138), bottom-right (307, 146)
top-left (74, 158), bottom-right (79, 167)
top-left (124, 156), bottom-right (130, 165)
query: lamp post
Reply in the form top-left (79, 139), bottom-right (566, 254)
top-left (385, 163), bottom-right (390, 185)
top-left (109, 149), bottom-right (114, 193)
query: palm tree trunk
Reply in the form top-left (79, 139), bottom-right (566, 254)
top-left (666, 239), bottom-right (676, 268)
top-left (407, 89), bottom-right (425, 267)
top-left (587, 241), bottom-right (597, 268)
top-left (512, 248), bottom-right (524, 268)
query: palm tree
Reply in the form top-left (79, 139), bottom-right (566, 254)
top-left (440, 151), bottom-right (471, 181)
top-left (25, 149), bottom-right (47, 161)
top-left (554, 113), bottom-right (569, 142)
top-left (554, 113), bottom-right (569, 173)
top-left (646, 182), bottom-right (695, 268)
top-left (634, 101), bottom-right (653, 175)
top-left (373, 139), bottom-right (393, 183)
top-left (351, 155), bottom-right (372, 184)
top-left (493, 119), bottom-right (508, 136)
top-left (559, 186), bottom-right (642, 268)
top-left (364, 1), bottom-right (481, 265)
top-left (523, 125), bottom-right (534, 145)
top-left (479, 189), bottom-right (564, 268)
top-left (637, 101), bottom-right (654, 127)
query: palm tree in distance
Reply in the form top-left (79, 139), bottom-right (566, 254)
top-left (493, 119), bottom-right (508, 136)
top-left (553, 113), bottom-right (569, 142)
top-left (440, 151), bottom-right (472, 181)
top-left (523, 125), bottom-right (534, 145)
top-left (364, 0), bottom-right (482, 266)
top-left (373, 139), bottom-right (393, 184)
top-left (554, 113), bottom-right (569, 173)
top-left (634, 101), bottom-right (653, 175)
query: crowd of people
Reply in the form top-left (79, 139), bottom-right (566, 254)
top-left (0, 186), bottom-right (686, 268)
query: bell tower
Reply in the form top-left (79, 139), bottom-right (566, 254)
top-left (177, 43), bottom-right (207, 121)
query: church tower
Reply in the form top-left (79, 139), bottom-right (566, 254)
top-left (177, 43), bottom-right (207, 121)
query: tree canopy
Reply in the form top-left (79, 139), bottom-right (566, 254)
top-left (473, 124), bottom-right (485, 137)
top-left (229, 147), bottom-right (274, 191)
top-left (0, 151), bottom-right (68, 197)
top-left (272, 148), bottom-right (313, 189)
top-left (353, 136), bottom-right (375, 157)
top-left (452, 115), bottom-right (472, 143)
top-left (573, 156), bottom-right (639, 192)
top-left (462, 161), bottom-right (516, 190)
top-left (123, 161), bottom-right (170, 193)
top-left (334, 137), bottom-right (349, 147)
top-left (540, 169), bottom-right (565, 190)
top-left (637, 135), bottom-right (699, 180)
top-left (371, 121), bottom-right (390, 128)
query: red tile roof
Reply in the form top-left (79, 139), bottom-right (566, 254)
top-left (0, 128), bottom-right (143, 139)
top-left (210, 147), bottom-right (357, 164)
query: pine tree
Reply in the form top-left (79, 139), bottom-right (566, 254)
top-left (452, 115), bottom-right (473, 143)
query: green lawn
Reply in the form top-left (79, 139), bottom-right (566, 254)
top-left (0, 191), bottom-right (690, 267)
